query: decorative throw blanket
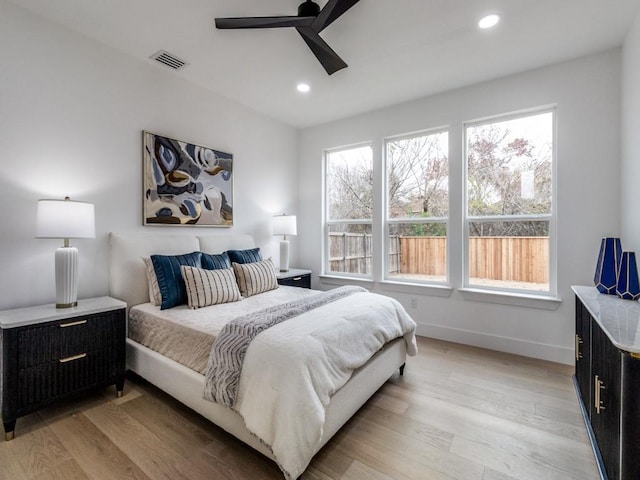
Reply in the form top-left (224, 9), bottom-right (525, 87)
top-left (203, 285), bottom-right (366, 406)
top-left (203, 288), bottom-right (417, 480)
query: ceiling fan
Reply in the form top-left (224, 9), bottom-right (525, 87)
top-left (215, 0), bottom-right (361, 75)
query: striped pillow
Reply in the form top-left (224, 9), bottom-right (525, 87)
top-left (142, 256), bottom-right (162, 306)
top-left (181, 266), bottom-right (242, 309)
top-left (201, 251), bottom-right (232, 270)
top-left (227, 247), bottom-right (262, 264)
top-left (151, 252), bottom-right (202, 310)
top-left (232, 258), bottom-right (278, 297)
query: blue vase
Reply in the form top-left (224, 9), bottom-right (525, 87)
top-left (594, 237), bottom-right (622, 295)
top-left (616, 251), bottom-right (640, 300)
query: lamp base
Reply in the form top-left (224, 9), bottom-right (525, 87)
top-left (279, 239), bottom-right (290, 272)
top-left (55, 246), bottom-right (79, 309)
top-left (56, 301), bottom-right (78, 309)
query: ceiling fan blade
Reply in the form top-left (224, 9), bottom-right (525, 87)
top-left (312, 0), bottom-right (360, 32)
top-left (296, 27), bottom-right (347, 75)
top-left (215, 16), bottom-right (315, 29)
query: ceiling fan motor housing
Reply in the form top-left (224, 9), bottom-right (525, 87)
top-left (298, 1), bottom-right (321, 17)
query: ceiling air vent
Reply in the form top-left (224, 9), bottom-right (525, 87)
top-left (149, 50), bottom-right (189, 70)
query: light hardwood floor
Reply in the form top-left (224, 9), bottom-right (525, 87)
top-left (0, 336), bottom-right (599, 480)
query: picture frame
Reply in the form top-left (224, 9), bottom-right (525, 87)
top-left (142, 131), bottom-right (233, 226)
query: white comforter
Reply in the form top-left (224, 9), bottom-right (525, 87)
top-left (231, 290), bottom-right (417, 479)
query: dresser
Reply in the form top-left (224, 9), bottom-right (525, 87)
top-left (0, 296), bottom-right (126, 440)
top-left (573, 286), bottom-right (640, 480)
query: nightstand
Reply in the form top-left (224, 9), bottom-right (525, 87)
top-left (276, 268), bottom-right (312, 289)
top-left (0, 296), bottom-right (126, 440)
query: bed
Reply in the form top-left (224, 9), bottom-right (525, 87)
top-left (109, 232), bottom-right (416, 479)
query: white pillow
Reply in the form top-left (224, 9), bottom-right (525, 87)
top-left (142, 256), bottom-right (162, 306)
top-left (232, 258), bottom-right (279, 298)
top-left (181, 265), bottom-right (242, 309)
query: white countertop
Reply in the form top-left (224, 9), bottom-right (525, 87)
top-left (573, 286), bottom-right (640, 354)
top-left (0, 296), bottom-right (126, 329)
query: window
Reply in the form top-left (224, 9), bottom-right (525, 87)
top-left (385, 130), bottom-right (449, 283)
top-left (464, 110), bottom-right (555, 293)
top-left (321, 105), bottom-right (557, 304)
top-left (325, 145), bottom-right (373, 277)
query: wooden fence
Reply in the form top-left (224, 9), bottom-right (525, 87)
top-left (329, 234), bottom-right (548, 283)
top-left (329, 232), bottom-right (373, 274)
top-left (467, 236), bottom-right (548, 284)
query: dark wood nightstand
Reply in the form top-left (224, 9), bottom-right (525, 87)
top-left (276, 268), bottom-right (312, 289)
top-left (0, 296), bottom-right (126, 440)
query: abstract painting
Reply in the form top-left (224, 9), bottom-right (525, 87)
top-left (143, 131), bottom-right (233, 226)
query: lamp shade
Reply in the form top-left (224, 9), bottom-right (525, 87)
top-left (272, 214), bottom-right (297, 236)
top-left (36, 198), bottom-right (95, 239)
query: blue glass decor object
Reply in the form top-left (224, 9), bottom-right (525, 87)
top-left (616, 251), bottom-right (640, 300)
top-left (594, 237), bottom-right (622, 295)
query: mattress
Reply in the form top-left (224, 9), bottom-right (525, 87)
top-left (128, 286), bottom-right (317, 374)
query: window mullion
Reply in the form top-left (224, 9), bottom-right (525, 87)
top-left (467, 214), bottom-right (552, 222)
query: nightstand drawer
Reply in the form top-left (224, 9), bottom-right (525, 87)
top-left (18, 348), bottom-right (119, 410)
top-left (16, 311), bottom-right (121, 369)
top-left (278, 273), bottom-right (311, 289)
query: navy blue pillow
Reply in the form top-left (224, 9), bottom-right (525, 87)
top-left (151, 251), bottom-right (202, 310)
top-left (201, 251), bottom-right (232, 270)
top-left (226, 247), bottom-right (262, 264)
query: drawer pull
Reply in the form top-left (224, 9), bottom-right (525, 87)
top-left (594, 374), bottom-right (606, 414)
top-left (293, 277), bottom-right (302, 281)
top-left (575, 335), bottom-right (583, 361)
top-left (59, 320), bottom-right (87, 328)
top-left (59, 353), bottom-right (87, 363)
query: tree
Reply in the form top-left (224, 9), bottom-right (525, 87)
top-left (386, 132), bottom-right (448, 237)
top-left (326, 146), bottom-right (373, 234)
top-left (466, 118), bottom-right (552, 237)
top-left (387, 133), bottom-right (448, 219)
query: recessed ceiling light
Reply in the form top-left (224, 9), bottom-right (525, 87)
top-left (297, 83), bottom-right (311, 93)
top-left (478, 14), bottom-right (500, 29)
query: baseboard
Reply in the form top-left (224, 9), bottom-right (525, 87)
top-left (415, 322), bottom-right (574, 365)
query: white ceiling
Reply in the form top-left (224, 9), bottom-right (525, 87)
top-left (9, 0), bottom-right (640, 128)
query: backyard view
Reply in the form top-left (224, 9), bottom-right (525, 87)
top-left (325, 110), bottom-right (553, 292)
top-left (466, 112), bottom-right (552, 291)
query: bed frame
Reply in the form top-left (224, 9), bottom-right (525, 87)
top-left (109, 233), bottom-right (407, 469)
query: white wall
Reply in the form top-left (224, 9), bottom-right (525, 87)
top-left (299, 50), bottom-right (622, 364)
top-left (1, 0), bottom-right (628, 365)
top-left (0, 1), bottom-right (299, 310)
top-left (622, 11), bottom-right (640, 250)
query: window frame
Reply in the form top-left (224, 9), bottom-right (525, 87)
top-left (323, 143), bottom-right (374, 280)
top-left (462, 107), bottom-right (557, 297)
top-left (383, 127), bottom-right (450, 285)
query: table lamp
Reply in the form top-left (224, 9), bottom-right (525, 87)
top-left (36, 197), bottom-right (95, 308)
top-left (273, 214), bottom-right (297, 272)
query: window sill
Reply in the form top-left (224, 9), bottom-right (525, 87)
top-left (379, 281), bottom-right (453, 297)
top-left (459, 287), bottom-right (562, 311)
top-left (318, 274), bottom-right (374, 288)
top-left (318, 275), bottom-right (453, 297)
